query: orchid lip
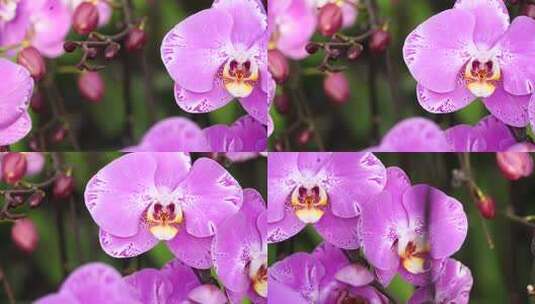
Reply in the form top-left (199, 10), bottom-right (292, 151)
top-left (222, 55), bottom-right (259, 98)
top-left (290, 184), bottom-right (328, 224)
top-left (146, 200), bottom-right (183, 241)
top-left (397, 233), bottom-right (430, 274)
top-left (464, 56), bottom-right (501, 98)
top-left (248, 255), bottom-right (267, 298)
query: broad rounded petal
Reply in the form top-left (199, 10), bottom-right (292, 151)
top-left (335, 264), bottom-right (374, 288)
top-left (61, 262), bottom-right (140, 303)
top-left (384, 167), bottom-right (411, 199)
top-left (377, 117), bottom-right (451, 152)
top-left (454, 0), bottom-right (509, 48)
top-left (268, 279), bottom-right (309, 304)
top-left (483, 86), bottom-right (530, 127)
top-left (266, 205), bottom-right (305, 243)
top-left (135, 117), bottom-right (210, 152)
top-left (0, 112), bottom-right (32, 146)
top-left (161, 8), bottom-right (232, 92)
top-left (161, 259), bottom-right (201, 301)
top-left (495, 16), bottom-right (535, 96)
top-left (35, 292), bottom-right (78, 304)
top-left (416, 82), bottom-right (474, 114)
top-left (188, 284), bottom-right (227, 304)
top-left (124, 269), bottom-right (173, 304)
top-left (267, 152), bottom-right (299, 223)
top-left (314, 210), bottom-right (360, 249)
top-left (174, 81), bottom-right (233, 114)
top-left (167, 231), bottom-right (213, 269)
top-left (0, 59), bottom-right (33, 128)
top-left (84, 153), bottom-right (157, 237)
top-left (180, 158), bottom-right (242, 238)
top-left (432, 259), bottom-right (473, 304)
top-left (204, 115), bottom-right (267, 152)
top-left (212, 189), bottom-right (264, 292)
top-left (269, 252), bottom-right (325, 301)
top-left (341, 1), bottom-right (358, 28)
top-left (30, 0), bottom-right (71, 58)
top-left (403, 9), bottom-right (475, 93)
top-left (321, 153), bottom-right (386, 218)
top-left (402, 185), bottom-right (468, 259)
top-left (99, 224), bottom-right (158, 258)
top-left (25, 152), bottom-right (45, 176)
top-left (360, 191), bottom-right (404, 271)
top-left (311, 242), bottom-right (349, 283)
top-left (212, 0), bottom-right (267, 47)
top-left (152, 152), bottom-right (192, 190)
top-left (239, 86), bottom-right (268, 125)
top-left (97, 1), bottom-right (112, 27)
top-left (297, 152), bottom-right (332, 177)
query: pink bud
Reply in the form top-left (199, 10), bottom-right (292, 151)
top-left (78, 71), bottom-right (105, 103)
top-left (369, 29), bottom-right (391, 54)
top-left (318, 3), bottom-right (343, 36)
top-left (17, 47), bottom-right (46, 81)
top-left (53, 173), bottom-right (75, 199)
top-left (477, 195), bottom-right (496, 220)
top-left (523, 4), bottom-right (535, 19)
top-left (30, 91), bottom-right (46, 113)
top-left (323, 72), bottom-right (350, 105)
top-left (72, 2), bottom-right (99, 35)
top-left (50, 125), bottom-right (68, 144)
top-left (125, 28), bottom-right (147, 52)
top-left (11, 219), bottom-right (39, 253)
top-left (297, 129), bottom-right (312, 146)
top-left (2, 152), bottom-right (27, 185)
top-left (274, 93), bottom-right (290, 114)
top-left (496, 152), bottom-right (533, 181)
top-left (268, 49), bottom-right (289, 85)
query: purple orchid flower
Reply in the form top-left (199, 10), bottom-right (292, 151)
top-left (409, 258), bottom-right (473, 304)
top-left (64, 0), bottom-right (112, 27)
top-left (161, 0), bottom-right (268, 126)
top-left (125, 115), bottom-right (267, 153)
top-left (369, 115), bottom-right (521, 152)
top-left (124, 259), bottom-right (227, 304)
top-left (84, 152), bottom-right (243, 269)
top-left (360, 167), bottom-right (468, 286)
top-left (445, 115), bottom-right (518, 152)
top-left (212, 188), bottom-right (267, 303)
top-left (268, 0), bottom-right (317, 59)
top-left (403, 0), bottom-right (535, 128)
top-left (0, 0), bottom-right (71, 58)
top-left (0, 58), bottom-right (33, 146)
top-left (269, 243), bottom-right (387, 304)
top-left (308, 0), bottom-right (359, 28)
top-left (267, 152), bottom-right (386, 249)
top-left (35, 262), bottom-right (141, 304)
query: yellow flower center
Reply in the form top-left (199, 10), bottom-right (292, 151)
top-left (464, 57), bottom-right (501, 98)
top-left (146, 202), bottom-right (183, 241)
top-left (248, 256), bottom-right (267, 298)
top-left (291, 184), bottom-right (328, 224)
top-left (222, 57), bottom-right (259, 98)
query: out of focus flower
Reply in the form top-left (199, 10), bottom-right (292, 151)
top-left (161, 0), bottom-right (268, 125)
top-left (0, 152), bottom-right (44, 183)
top-left (11, 218), bottom-right (39, 253)
top-left (72, 2), bottom-right (99, 35)
top-left (78, 71), bottom-right (105, 103)
top-left (404, 0), bottom-right (535, 128)
top-left (63, 0), bottom-right (112, 27)
top-left (125, 259), bottom-right (226, 304)
top-left (360, 167), bottom-right (468, 286)
top-left (0, 59), bottom-right (34, 146)
top-left (0, 0), bottom-right (71, 58)
top-left (317, 3), bottom-right (342, 36)
top-left (409, 259), bottom-right (473, 304)
top-left (269, 242), bottom-right (386, 303)
top-left (267, 152), bottom-right (386, 249)
top-left (369, 28), bottom-right (391, 53)
top-left (35, 263), bottom-right (141, 304)
top-left (1, 152), bottom-right (27, 184)
top-left (53, 172), bottom-right (75, 199)
top-left (268, 49), bottom-right (289, 85)
top-left (323, 72), bottom-right (350, 105)
top-left (17, 47), bottom-right (46, 81)
top-left (496, 151), bottom-right (533, 180)
top-left (125, 28), bottom-right (148, 52)
top-left (308, 0), bottom-right (359, 28)
top-left (269, 0), bottom-right (316, 59)
top-left (84, 153), bottom-right (242, 269)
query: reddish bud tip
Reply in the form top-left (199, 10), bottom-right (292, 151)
top-left (73, 2), bottom-right (99, 35)
top-left (318, 3), bottom-right (343, 36)
top-left (369, 29), bottom-right (391, 54)
top-left (28, 191), bottom-right (45, 208)
top-left (125, 28), bottom-right (147, 52)
top-left (50, 125), bottom-right (68, 144)
top-left (296, 129), bottom-right (313, 146)
top-left (496, 152), bottom-right (534, 181)
top-left (104, 43), bottom-right (121, 60)
top-left (86, 47), bottom-right (98, 59)
top-left (324, 72), bottom-right (350, 105)
top-left (78, 71), bottom-right (105, 103)
top-left (268, 49), bottom-right (289, 85)
top-left (53, 173), bottom-right (75, 200)
top-left (30, 91), bottom-right (45, 113)
top-left (347, 44), bottom-right (363, 61)
top-left (305, 42), bottom-right (320, 55)
top-left (17, 47), bottom-right (46, 81)
top-left (1, 152), bottom-right (27, 185)
top-left (11, 219), bottom-right (39, 253)
top-left (274, 140), bottom-right (285, 152)
top-left (63, 41), bottom-right (78, 53)
top-left (274, 93), bottom-right (291, 114)
top-left (477, 195), bottom-right (496, 220)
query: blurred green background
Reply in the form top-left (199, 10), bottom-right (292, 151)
top-left (269, 153), bottom-right (535, 303)
top-left (13, 0), bottom-right (254, 152)
top-left (269, 0), bottom-right (530, 151)
top-left (0, 153), bottom-right (266, 302)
